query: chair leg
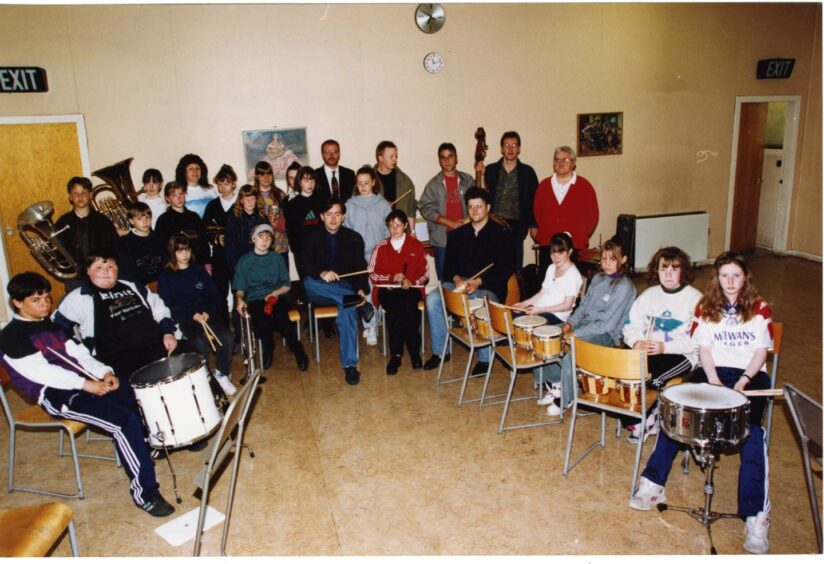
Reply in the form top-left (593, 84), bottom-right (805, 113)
top-left (563, 401), bottom-right (579, 476)
top-left (630, 419), bottom-right (646, 501)
top-left (497, 367), bottom-right (519, 433)
top-left (68, 519), bottom-right (80, 557)
top-left (313, 315), bottom-right (320, 363)
top-left (420, 306), bottom-right (426, 356)
top-left (8, 427), bottom-right (16, 493)
top-left (435, 339), bottom-right (451, 387)
top-left (801, 442), bottom-right (823, 553)
top-left (67, 429), bottom-right (84, 500)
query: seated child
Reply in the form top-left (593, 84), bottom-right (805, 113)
top-left (120, 201), bottom-right (166, 286)
top-left (158, 233), bottom-right (237, 396)
top-left (233, 224), bottom-right (308, 373)
top-left (536, 236), bottom-right (636, 415)
top-left (0, 272), bottom-right (174, 517)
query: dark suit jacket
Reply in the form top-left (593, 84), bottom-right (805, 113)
top-left (314, 165), bottom-right (356, 204)
top-left (484, 158), bottom-right (539, 239)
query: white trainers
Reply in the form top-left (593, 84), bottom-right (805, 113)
top-left (627, 408), bottom-right (659, 444)
top-left (629, 477), bottom-right (666, 511)
top-left (537, 392), bottom-right (555, 406)
top-left (743, 510), bottom-right (770, 554)
top-left (365, 327), bottom-right (378, 346)
top-left (550, 384), bottom-right (562, 399)
top-left (546, 401), bottom-right (562, 416)
top-left (214, 371), bottom-right (238, 396)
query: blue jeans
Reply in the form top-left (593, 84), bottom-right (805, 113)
top-left (426, 282), bottom-right (497, 363)
top-left (433, 246), bottom-right (446, 281)
top-left (535, 332), bottom-right (614, 408)
top-left (303, 277), bottom-right (359, 368)
top-left (641, 367), bottom-right (770, 517)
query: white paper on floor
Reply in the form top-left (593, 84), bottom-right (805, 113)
top-left (154, 505), bottom-right (225, 547)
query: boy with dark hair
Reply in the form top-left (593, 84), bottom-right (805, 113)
top-left (120, 201), bottom-right (167, 286)
top-left (0, 271), bottom-right (174, 517)
top-left (154, 182), bottom-right (212, 273)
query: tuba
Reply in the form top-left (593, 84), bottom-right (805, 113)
top-left (91, 157), bottom-right (138, 232)
top-left (17, 201), bottom-right (80, 280)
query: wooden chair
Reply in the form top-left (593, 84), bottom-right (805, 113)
top-left (0, 502), bottom-right (79, 556)
top-left (562, 338), bottom-right (653, 501)
top-left (435, 283), bottom-right (496, 406)
top-left (308, 302), bottom-right (349, 363)
top-left (0, 366), bottom-right (115, 500)
top-left (481, 300), bottom-right (564, 433)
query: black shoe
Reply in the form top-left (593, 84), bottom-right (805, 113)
top-left (186, 438), bottom-right (209, 452)
top-left (294, 347), bottom-right (309, 371)
top-left (423, 354), bottom-right (449, 370)
top-left (386, 354), bottom-right (402, 375)
top-left (410, 355), bottom-right (423, 369)
top-left (471, 361), bottom-right (489, 377)
top-left (357, 301), bottom-right (375, 323)
top-left (344, 366), bottom-right (360, 385)
top-left (141, 494), bottom-right (175, 518)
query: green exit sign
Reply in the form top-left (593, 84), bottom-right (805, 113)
top-left (756, 58), bottom-right (795, 79)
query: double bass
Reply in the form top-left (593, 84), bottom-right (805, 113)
top-left (471, 126), bottom-right (509, 229)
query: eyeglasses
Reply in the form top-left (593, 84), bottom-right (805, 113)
top-left (503, 143), bottom-right (520, 149)
top-left (553, 157), bottom-right (573, 164)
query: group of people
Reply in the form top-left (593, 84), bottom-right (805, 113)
top-left (2, 131), bottom-right (774, 553)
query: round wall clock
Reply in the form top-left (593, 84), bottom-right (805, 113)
top-left (423, 52), bottom-right (444, 74)
top-left (415, 4), bottom-right (445, 34)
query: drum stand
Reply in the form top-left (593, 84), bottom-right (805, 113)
top-left (656, 440), bottom-right (741, 555)
top-left (150, 433), bottom-right (184, 504)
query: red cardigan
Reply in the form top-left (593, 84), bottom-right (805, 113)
top-left (368, 236), bottom-right (429, 306)
top-left (533, 175), bottom-right (599, 250)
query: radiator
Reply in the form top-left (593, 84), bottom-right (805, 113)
top-left (617, 211), bottom-right (710, 271)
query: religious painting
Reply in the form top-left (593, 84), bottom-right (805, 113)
top-left (577, 112), bottom-right (623, 157)
top-left (242, 127), bottom-right (308, 181)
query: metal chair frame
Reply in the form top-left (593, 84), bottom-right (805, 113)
top-left (562, 338), bottom-right (653, 501)
top-left (481, 299), bottom-right (564, 433)
top-left (783, 383), bottom-right (823, 553)
top-left (380, 300), bottom-right (426, 357)
top-left (434, 283), bottom-right (496, 406)
top-left (308, 302), bottom-right (359, 363)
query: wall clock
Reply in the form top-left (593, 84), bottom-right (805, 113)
top-left (415, 4), bottom-right (445, 34)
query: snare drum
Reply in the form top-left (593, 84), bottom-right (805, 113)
top-left (130, 353), bottom-right (222, 449)
top-left (512, 315), bottom-right (547, 349)
top-left (660, 383), bottom-right (750, 449)
top-left (577, 369), bottom-right (609, 396)
top-left (531, 325), bottom-right (562, 360)
top-left (468, 298), bottom-right (484, 313)
top-left (473, 307), bottom-right (492, 340)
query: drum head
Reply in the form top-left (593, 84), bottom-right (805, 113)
top-left (513, 315), bottom-right (547, 328)
top-left (662, 382), bottom-right (748, 410)
top-left (130, 352), bottom-right (205, 388)
top-left (468, 298), bottom-right (484, 312)
top-left (533, 325), bottom-right (562, 337)
top-left (474, 307), bottom-right (489, 320)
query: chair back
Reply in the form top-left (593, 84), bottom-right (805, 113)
top-left (572, 338), bottom-right (646, 381)
top-left (0, 364), bottom-right (16, 426)
top-left (770, 321), bottom-right (783, 354)
top-left (505, 274), bottom-right (520, 306)
top-left (487, 300), bottom-right (511, 339)
top-left (441, 284), bottom-right (471, 321)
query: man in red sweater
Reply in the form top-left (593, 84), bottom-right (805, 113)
top-left (531, 145), bottom-right (599, 256)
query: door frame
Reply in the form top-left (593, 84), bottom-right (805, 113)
top-left (0, 114), bottom-right (90, 325)
top-left (724, 95), bottom-right (801, 254)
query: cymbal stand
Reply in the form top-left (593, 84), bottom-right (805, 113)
top-left (656, 440), bottom-right (741, 554)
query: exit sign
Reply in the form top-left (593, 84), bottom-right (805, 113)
top-left (756, 58), bottom-right (795, 79)
top-left (0, 67), bottom-right (48, 92)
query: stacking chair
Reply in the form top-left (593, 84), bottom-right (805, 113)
top-left (307, 303), bottom-right (357, 363)
top-left (481, 299), bottom-right (564, 433)
top-left (192, 369), bottom-right (262, 556)
top-left (435, 283), bottom-right (496, 406)
top-left (783, 383), bottom-right (822, 553)
top-left (1, 366), bottom-right (115, 500)
top-left (0, 502), bottom-right (79, 556)
top-left (562, 338), bottom-right (652, 501)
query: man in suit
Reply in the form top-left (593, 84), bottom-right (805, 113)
top-left (314, 139), bottom-right (356, 203)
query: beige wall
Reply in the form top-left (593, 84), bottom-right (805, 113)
top-left (0, 3), bottom-right (820, 258)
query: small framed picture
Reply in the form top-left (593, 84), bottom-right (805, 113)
top-left (577, 112), bottom-right (623, 157)
top-left (241, 127), bottom-right (308, 182)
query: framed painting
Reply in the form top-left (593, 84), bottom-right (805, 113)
top-left (242, 127), bottom-right (308, 181)
top-left (577, 112), bottom-right (623, 157)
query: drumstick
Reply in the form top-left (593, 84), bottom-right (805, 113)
top-left (502, 304), bottom-right (528, 313)
top-left (202, 320), bottom-right (223, 347)
top-left (455, 263), bottom-right (494, 293)
top-left (46, 346), bottom-right (98, 380)
top-left (337, 269), bottom-right (372, 279)
top-left (644, 316), bottom-right (656, 341)
top-left (742, 388), bottom-right (785, 398)
top-left (375, 284), bottom-right (425, 289)
top-left (390, 189), bottom-right (413, 206)
top-left (198, 320), bottom-right (218, 352)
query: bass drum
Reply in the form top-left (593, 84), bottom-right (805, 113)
top-left (131, 353), bottom-right (222, 449)
top-left (660, 383), bottom-right (750, 449)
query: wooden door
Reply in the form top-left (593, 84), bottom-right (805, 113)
top-left (0, 121), bottom-right (85, 306)
top-left (730, 102), bottom-right (768, 254)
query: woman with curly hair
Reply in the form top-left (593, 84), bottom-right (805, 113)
top-left (175, 153), bottom-right (217, 218)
